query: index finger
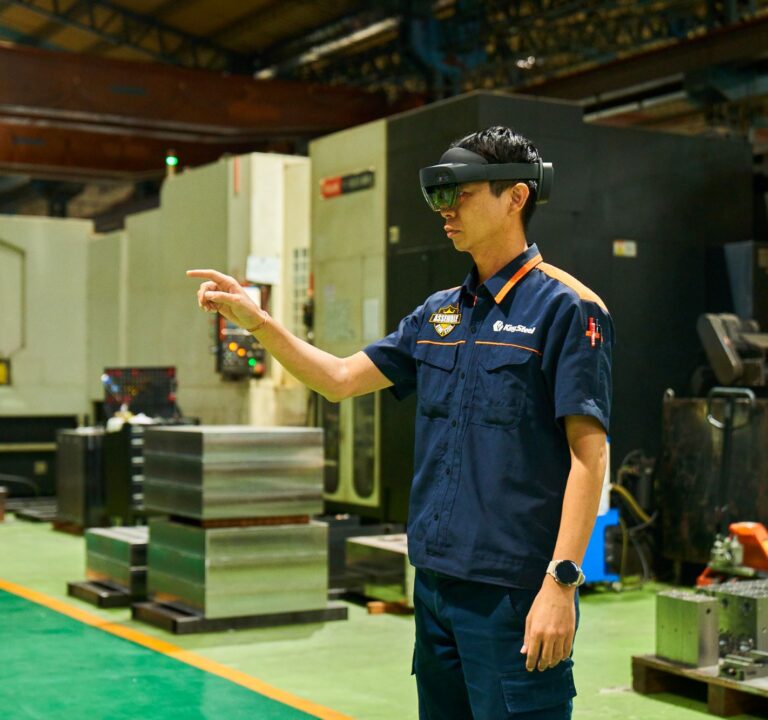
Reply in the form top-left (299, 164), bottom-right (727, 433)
top-left (186, 269), bottom-right (231, 284)
top-left (525, 635), bottom-right (541, 671)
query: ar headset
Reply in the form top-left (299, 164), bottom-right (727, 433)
top-left (419, 146), bottom-right (554, 212)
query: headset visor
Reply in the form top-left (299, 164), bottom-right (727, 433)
top-left (421, 183), bottom-right (460, 212)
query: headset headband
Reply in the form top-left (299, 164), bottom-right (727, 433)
top-left (419, 147), bottom-right (554, 205)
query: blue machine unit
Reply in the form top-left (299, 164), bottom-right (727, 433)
top-left (582, 508), bottom-right (620, 584)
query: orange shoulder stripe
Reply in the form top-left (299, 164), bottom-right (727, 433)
top-left (494, 254), bottom-right (543, 304)
top-left (536, 263), bottom-right (609, 313)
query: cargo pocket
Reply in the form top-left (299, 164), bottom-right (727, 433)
top-left (471, 346), bottom-right (530, 430)
top-left (500, 660), bottom-right (576, 715)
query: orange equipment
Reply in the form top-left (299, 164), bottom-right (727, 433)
top-left (729, 522), bottom-right (768, 572)
top-left (696, 521), bottom-right (768, 586)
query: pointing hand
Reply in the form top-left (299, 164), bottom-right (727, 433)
top-left (186, 269), bottom-right (266, 332)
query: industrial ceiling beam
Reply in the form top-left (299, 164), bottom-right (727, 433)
top-left (3, 0), bottom-right (243, 70)
top-left (519, 13), bottom-right (768, 101)
top-left (0, 121), bottom-right (259, 179)
top-left (0, 44), bottom-right (395, 138)
top-left (78, 0), bottom-right (212, 57)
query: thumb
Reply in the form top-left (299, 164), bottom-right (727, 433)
top-left (521, 615), bottom-right (531, 654)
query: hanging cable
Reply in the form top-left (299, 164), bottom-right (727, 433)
top-left (610, 483), bottom-right (652, 524)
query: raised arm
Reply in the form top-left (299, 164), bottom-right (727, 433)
top-left (186, 269), bottom-right (392, 402)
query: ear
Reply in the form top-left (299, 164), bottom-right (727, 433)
top-left (507, 183), bottom-right (530, 216)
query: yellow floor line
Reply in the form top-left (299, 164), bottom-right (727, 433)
top-left (0, 577), bottom-right (354, 720)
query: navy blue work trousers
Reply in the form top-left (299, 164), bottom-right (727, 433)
top-left (413, 569), bottom-right (579, 720)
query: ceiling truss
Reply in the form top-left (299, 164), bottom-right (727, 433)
top-left (2, 0), bottom-right (246, 70)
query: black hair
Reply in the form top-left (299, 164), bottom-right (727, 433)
top-left (451, 126), bottom-right (540, 228)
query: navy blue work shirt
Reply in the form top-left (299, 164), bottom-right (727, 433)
top-left (363, 243), bottom-right (614, 589)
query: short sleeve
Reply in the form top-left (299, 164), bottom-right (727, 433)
top-left (543, 299), bottom-right (614, 432)
top-left (363, 304), bottom-right (424, 400)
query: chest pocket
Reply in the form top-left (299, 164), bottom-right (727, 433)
top-left (413, 341), bottom-right (459, 416)
top-left (472, 345), bottom-right (535, 428)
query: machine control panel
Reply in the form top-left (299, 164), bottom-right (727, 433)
top-left (215, 285), bottom-right (266, 380)
top-left (216, 322), bottom-right (266, 379)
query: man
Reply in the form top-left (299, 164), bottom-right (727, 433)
top-left (188, 125), bottom-right (612, 719)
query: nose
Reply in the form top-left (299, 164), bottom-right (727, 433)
top-left (440, 207), bottom-right (456, 219)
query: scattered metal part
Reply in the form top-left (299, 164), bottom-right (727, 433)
top-left (720, 649), bottom-right (768, 680)
top-left (656, 590), bottom-right (719, 667)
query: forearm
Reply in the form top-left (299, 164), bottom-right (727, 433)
top-left (523, 438), bottom-right (606, 668)
top-left (250, 316), bottom-right (349, 401)
top-left (551, 442), bottom-right (606, 566)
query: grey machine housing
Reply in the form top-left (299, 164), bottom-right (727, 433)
top-left (697, 313), bottom-right (768, 386)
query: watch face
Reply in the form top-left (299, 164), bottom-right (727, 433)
top-left (555, 561), bottom-right (580, 585)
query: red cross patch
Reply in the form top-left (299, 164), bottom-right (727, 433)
top-left (585, 317), bottom-right (603, 348)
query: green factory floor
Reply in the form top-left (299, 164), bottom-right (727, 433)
top-left (0, 590), bottom-right (319, 720)
top-left (0, 516), bottom-right (764, 720)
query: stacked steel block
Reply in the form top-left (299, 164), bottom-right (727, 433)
top-left (85, 526), bottom-right (148, 597)
top-left (143, 426), bottom-right (328, 619)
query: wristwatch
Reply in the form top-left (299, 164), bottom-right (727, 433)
top-left (546, 559), bottom-right (585, 587)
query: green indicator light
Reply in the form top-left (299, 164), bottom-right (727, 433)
top-left (248, 358), bottom-right (256, 367)
top-left (166, 155), bottom-right (179, 167)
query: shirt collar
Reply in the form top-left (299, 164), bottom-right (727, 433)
top-left (462, 243), bottom-right (543, 305)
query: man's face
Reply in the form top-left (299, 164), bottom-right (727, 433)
top-left (439, 181), bottom-right (516, 254)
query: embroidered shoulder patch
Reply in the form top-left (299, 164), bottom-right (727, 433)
top-left (429, 304), bottom-right (462, 337)
top-left (585, 316), bottom-right (604, 347)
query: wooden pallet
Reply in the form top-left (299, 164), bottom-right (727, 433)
top-left (52, 519), bottom-right (84, 536)
top-left (366, 600), bottom-right (414, 616)
top-left (67, 580), bottom-right (140, 608)
top-left (633, 654), bottom-right (768, 717)
top-left (132, 600), bottom-right (349, 635)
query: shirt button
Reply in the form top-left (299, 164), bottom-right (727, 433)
top-left (470, 325), bottom-right (477, 334)
top-left (460, 372), bottom-right (465, 379)
top-left (433, 513), bottom-right (439, 521)
top-left (445, 468), bottom-right (450, 476)
top-left (451, 420), bottom-right (457, 428)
